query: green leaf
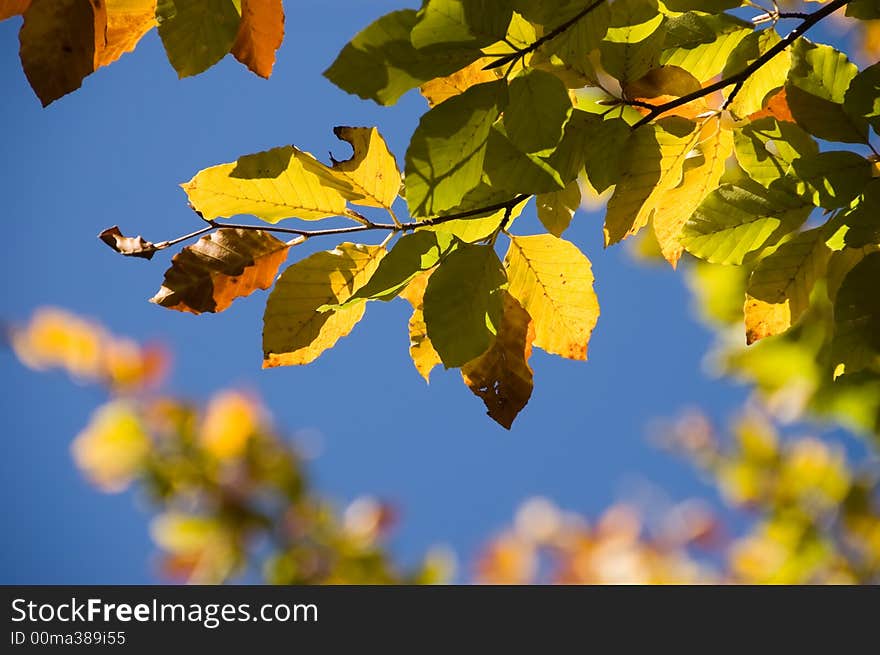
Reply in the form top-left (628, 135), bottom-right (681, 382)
top-left (405, 80), bottom-right (507, 217)
top-left (537, 180), bottom-right (581, 237)
top-left (503, 69), bottom-right (573, 155)
top-left (504, 234), bottom-right (599, 360)
top-left (604, 117), bottom-right (699, 245)
top-left (723, 28), bottom-right (791, 118)
top-left (844, 62), bottom-right (880, 136)
top-left (543, 110), bottom-right (601, 186)
top-left (663, 0), bottom-right (742, 10)
top-left (544, 1), bottom-right (611, 74)
top-left (733, 116), bottom-right (818, 189)
top-left (332, 231), bottom-right (456, 308)
top-left (580, 116), bottom-right (631, 193)
top-left (744, 227), bottom-right (830, 344)
top-left (156, 0), bottom-right (241, 78)
top-left (600, 0), bottom-right (667, 84)
top-left (839, 179), bottom-right (880, 249)
top-left (682, 180), bottom-right (812, 264)
top-left (832, 252), bottom-right (880, 377)
top-left (411, 0), bottom-right (513, 51)
top-left (483, 127), bottom-right (565, 196)
top-left (785, 39), bottom-right (870, 144)
top-left (660, 12), bottom-right (751, 83)
top-left (323, 10), bottom-right (476, 106)
top-left (846, 0), bottom-right (880, 19)
top-left (423, 244), bottom-right (507, 367)
top-left (263, 243), bottom-right (385, 367)
top-left (792, 151), bottom-right (872, 210)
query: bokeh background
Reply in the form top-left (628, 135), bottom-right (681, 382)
top-left (1, 1), bottom-right (857, 583)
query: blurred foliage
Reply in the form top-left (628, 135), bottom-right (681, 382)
top-left (9, 306), bottom-right (880, 584)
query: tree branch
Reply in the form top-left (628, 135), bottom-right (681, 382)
top-left (632, 0), bottom-right (851, 129)
top-left (483, 0), bottom-right (607, 71)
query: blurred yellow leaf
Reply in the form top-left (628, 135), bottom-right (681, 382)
top-left (201, 390), bottom-right (262, 460)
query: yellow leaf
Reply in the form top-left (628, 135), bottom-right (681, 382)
top-left (231, 0), bottom-right (284, 79)
top-left (329, 126), bottom-right (402, 210)
top-left (744, 228), bottom-right (830, 344)
top-left (71, 401), bottom-right (151, 493)
top-left (504, 234), bottom-right (599, 361)
top-left (653, 120), bottom-right (733, 267)
top-left (201, 390), bottom-right (261, 460)
top-left (604, 117), bottom-right (700, 245)
top-left (0, 0), bottom-right (29, 21)
top-left (96, 0), bottom-right (158, 69)
top-left (182, 145), bottom-right (360, 223)
top-left (19, 0), bottom-right (107, 106)
top-left (400, 271), bottom-right (442, 383)
top-left (151, 228), bottom-right (290, 315)
top-left (462, 291), bottom-right (535, 429)
top-left (263, 243), bottom-right (385, 367)
top-left (420, 57), bottom-right (503, 108)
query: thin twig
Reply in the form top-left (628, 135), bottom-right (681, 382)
top-left (632, 0), bottom-right (851, 129)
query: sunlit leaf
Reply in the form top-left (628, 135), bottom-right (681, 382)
top-left (151, 228), bottom-right (290, 315)
top-left (329, 126), bottom-right (402, 210)
top-left (400, 271), bottom-right (442, 382)
top-left (661, 12), bottom-right (751, 83)
top-left (462, 291), bottom-right (535, 429)
top-left (744, 228), bottom-right (830, 344)
top-left (97, 0), bottom-right (158, 69)
top-left (844, 61), bottom-right (880, 135)
top-left (0, 0), bottom-right (29, 21)
top-left (504, 234), bottom-right (599, 360)
top-left (724, 29), bottom-right (791, 119)
top-left (263, 244), bottom-right (385, 367)
top-left (419, 57), bottom-right (503, 107)
top-left (411, 0), bottom-right (512, 51)
top-left (231, 0), bottom-right (284, 78)
top-left (733, 116), bottom-right (818, 189)
top-left (600, 0), bottom-right (667, 84)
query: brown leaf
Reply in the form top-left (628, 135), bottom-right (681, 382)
top-left (99, 226), bottom-right (158, 260)
top-left (151, 228), bottom-right (289, 314)
top-left (232, 0), bottom-right (284, 79)
top-left (0, 0), bottom-right (30, 21)
top-left (19, 0), bottom-right (106, 106)
top-left (461, 291), bottom-right (535, 429)
top-left (96, 0), bottom-right (158, 69)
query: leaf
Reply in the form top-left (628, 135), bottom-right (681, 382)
top-left (0, 0), bottom-right (30, 21)
top-left (792, 151), bottom-right (872, 210)
top-left (482, 127), bottom-right (565, 197)
top-left (653, 122), bottom-right (733, 267)
top-left (97, 0), bottom-right (159, 69)
top-left (263, 244), bottom-right (385, 367)
top-left (580, 116), bottom-right (631, 193)
top-left (411, 0), bottom-right (512, 51)
top-left (744, 228), bottom-right (830, 344)
top-left (839, 179), bottom-right (880, 249)
top-left (600, 0), bottom-right (666, 84)
top-left (462, 291), bottom-right (535, 429)
top-left (405, 80), bottom-right (506, 217)
top-left (182, 145), bottom-right (359, 223)
top-left (333, 231), bottom-right (456, 308)
top-left (503, 69), bottom-right (572, 155)
top-left (537, 180), bottom-right (581, 237)
top-left (544, 109), bottom-right (602, 186)
top-left (18, 0), bottom-right (106, 106)
top-left (231, 0), bottom-right (284, 78)
top-left (423, 244), bottom-right (507, 367)
top-left (99, 226), bottom-right (158, 260)
top-left (661, 12), bottom-right (752, 83)
top-left (420, 193), bottom-right (525, 243)
top-left (844, 61), bottom-right (880, 136)
top-left (419, 57), bottom-right (503, 108)
top-left (150, 228), bottom-right (290, 314)
top-left (156, 0), bottom-right (241, 78)
top-left (543, 1), bottom-right (611, 75)
top-left (329, 127), bottom-right (402, 210)
top-left (724, 29), bottom-right (791, 119)
top-left (400, 271), bottom-right (442, 383)
top-left (504, 234), bottom-right (599, 360)
top-left (832, 252), bottom-right (880, 377)
top-left (733, 116), bottom-right (818, 189)
top-left (785, 39), bottom-right (869, 144)
top-left (323, 9), bottom-right (476, 106)
top-left (682, 180), bottom-right (812, 265)
top-left (604, 116), bottom-right (699, 245)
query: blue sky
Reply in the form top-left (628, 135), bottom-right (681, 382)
top-left (0, 1), bottom-right (760, 583)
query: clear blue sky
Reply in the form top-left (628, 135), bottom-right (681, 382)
top-left (0, 1), bottom-right (758, 583)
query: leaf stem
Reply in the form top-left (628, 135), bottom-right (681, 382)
top-left (632, 0), bottom-right (852, 129)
